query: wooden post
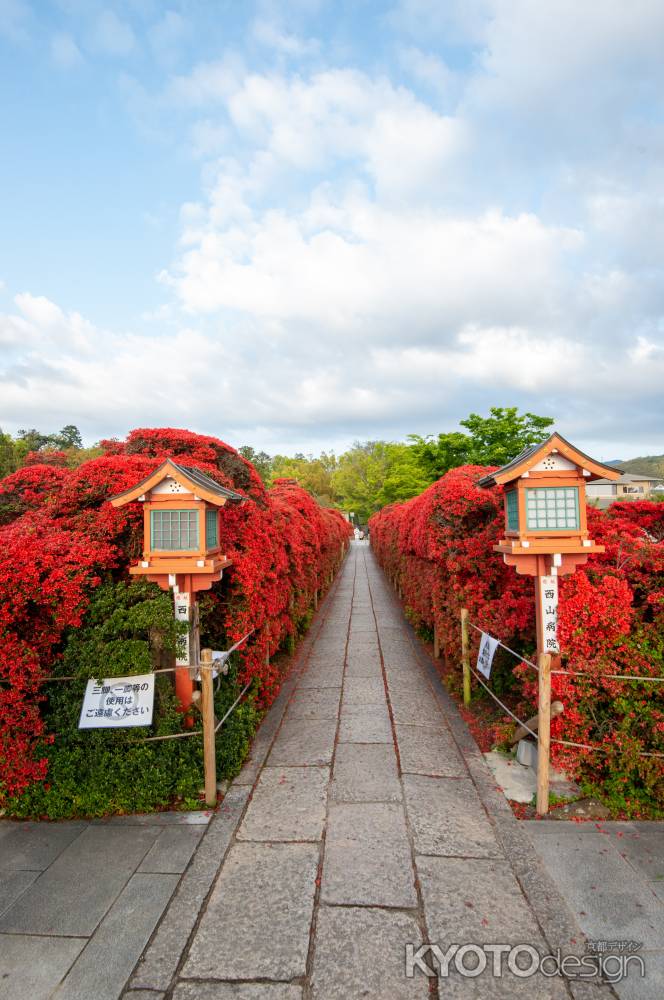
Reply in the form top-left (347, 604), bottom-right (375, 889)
top-left (200, 648), bottom-right (217, 808)
top-left (460, 608), bottom-right (471, 706)
top-left (536, 652), bottom-right (552, 816)
top-left (313, 589), bottom-right (318, 610)
top-left (433, 622), bottom-right (440, 660)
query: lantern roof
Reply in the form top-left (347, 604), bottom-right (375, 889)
top-left (110, 459), bottom-right (246, 508)
top-left (477, 433), bottom-right (622, 488)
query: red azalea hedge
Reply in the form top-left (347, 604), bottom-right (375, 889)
top-left (0, 428), bottom-right (350, 801)
top-left (369, 467), bottom-right (664, 814)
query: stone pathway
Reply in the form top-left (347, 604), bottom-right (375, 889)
top-left (127, 542), bottom-right (612, 1000)
top-left (0, 811), bottom-right (210, 1000)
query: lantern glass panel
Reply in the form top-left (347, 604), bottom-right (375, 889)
top-left (506, 490), bottom-right (519, 531)
top-left (205, 508), bottom-right (218, 548)
top-left (525, 487), bottom-right (579, 531)
top-left (151, 509), bottom-right (199, 550)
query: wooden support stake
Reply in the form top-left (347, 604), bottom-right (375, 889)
top-left (433, 622), bottom-right (440, 660)
top-left (536, 652), bottom-right (552, 817)
top-left (461, 608), bottom-right (471, 706)
top-left (314, 589), bottom-right (318, 610)
top-left (200, 648), bottom-right (217, 809)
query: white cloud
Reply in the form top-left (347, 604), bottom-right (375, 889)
top-left (50, 31), bottom-right (83, 69)
top-left (251, 18), bottom-right (319, 57)
top-left (92, 9), bottom-right (136, 57)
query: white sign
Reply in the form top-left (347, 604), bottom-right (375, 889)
top-left (79, 674), bottom-right (155, 729)
top-left (174, 590), bottom-right (191, 666)
top-left (476, 632), bottom-right (499, 679)
top-left (540, 575), bottom-right (559, 654)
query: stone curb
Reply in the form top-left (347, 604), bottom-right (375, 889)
top-left (122, 562), bottom-right (348, 998)
top-left (384, 578), bottom-right (619, 1000)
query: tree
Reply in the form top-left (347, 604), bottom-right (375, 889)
top-left (410, 407), bottom-right (554, 480)
top-left (0, 429), bottom-right (17, 478)
top-left (271, 452), bottom-right (338, 507)
top-left (52, 424), bottom-right (83, 449)
top-left (332, 442), bottom-right (428, 523)
top-left (238, 446), bottom-right (273, 485)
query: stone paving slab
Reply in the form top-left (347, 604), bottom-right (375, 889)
top-left (344, 653), bottom-right (383, 677)
top-left (0, 825), bottom-right (157, 936)
top-left (237, 766), bottom-right (328, 841)
top-left (322, 801), bottom-right (417, 906)
top-left (0, 869), bottom-right (40, 918)
top-left (286, 687), bottom-right (340, 720)
top-left (311, 905), bottom-right (428, 999)
top-left (268, 717), bottom-right (337, 765)
top-left (130, 786), bottom-right (250, 993)
top-left (389, 687), bottom-right (446, 726)
top-left (54, 873), bottom-right (179, 1000)
top-left (342, 676), bottom-right (386, 703)
top-left (396, 723), bottom-right (467, 777)
top-left (0, 821), bottom-right (86, 870)
top-left (181, 842), bottom-right (318, 981)
top-left (172, 985), bottom-right (303, 1000)
top-left (138, 827), bottom-right (204, 874)
top-left (330, 743), bottom-right (402, 802)
top-left (403, 774), bottom-right (502, 858)
top-left (0, 933), bottom-right (86, 1000)
top-left (338, 709), bottom-right (392, 742)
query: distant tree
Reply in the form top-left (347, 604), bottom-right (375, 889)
top-left (271, 452), bottom-right (338, 507)
top-left (52, 424), bottom-right (83, 449)
top-left (0, 429), bottom-right (17, 478)
top-left (332, 442), bottom-right (428, 523)
top-left (238, 446), bottom-right (273, 485)
top-left (410, 407), bottom-right (554, 480)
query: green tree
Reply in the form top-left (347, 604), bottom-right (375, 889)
top-left (0, 428), bottom-right (18, 478)
top-left (52, 424), bottom-right (83, 449)
top-left (271, 452), bottom-right (338, 507)
top-left (238, 446), bottom-right (273, 485)
top-left (332, 441), bottom-right (428, 523)
top-left (410, 407), bottom-right (554, 480)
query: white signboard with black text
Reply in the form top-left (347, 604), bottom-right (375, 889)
top-left (79, 674), bottom-right (155, 728)
top-left (174, 589), bottom-right (191, 666)
top-left (540, 575), bottom-right (560, 654)
top-left (476, 632), bottom-right (499, 679)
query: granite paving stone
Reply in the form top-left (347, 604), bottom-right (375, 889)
top-left (311, 906), bottom-right (428, 1000)
top-left (0, 934), bottom-right (86, 1000)
top-left (54, 873), bottom-right (179, 1000)
top-left (0, 825), bottom-right (157, 936)
top-left (181, 842), bottom-right (318, 981)
top-left (138, 827), bottom-right (205, 874)
top-left (396, 724), bottom-right (467, 777)
top-left (342, 676), bottom-right (386, 703)
top-left (330, 743), bottom-right (402, 802)
top-left (172, 985), bottom-right (303, 1000)
top-left (338, 709), bottom-right (392, 743)
top-left (237, 766), bottom-right (328, 841)
top-left (403, 774), bottom-right (502, 858)
top-left (389, 688), bottom-right (444, 727)
top-left (286, 687), bottom-right (340, 720)
top-left (297, 664), bottom-right (345, 688)
top-left (130, 786), bottom-right (251, 993)
top-left (0, 869), bottom-right (40, 918)
top-left (268, 718), bottom-right (337, 765)
top-left (322, 802), bottom-right (417, 906)
top-left (0, 821), bottom-right (86, 870)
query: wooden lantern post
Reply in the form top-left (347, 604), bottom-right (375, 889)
top-left (111, 459), bottom-right (246, 714)
top-left (478, 434), bottom-right (621, 815)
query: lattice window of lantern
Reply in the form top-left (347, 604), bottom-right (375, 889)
top-left (525, 487), bottom-right (580, 531)
top-left (150, 509), bottom-right (199, 550)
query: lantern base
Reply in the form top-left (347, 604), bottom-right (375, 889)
top-left (498, 550), bottom-right (592, 577)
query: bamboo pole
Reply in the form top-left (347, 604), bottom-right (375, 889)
top-left (536, 652), bottom-right (552, 817)
top-left (460, 608), bottom-right (471, 706)
top-left (200, 648), bottom-right (217, 808)
top-left (433, 622), bottom-right (440, 660)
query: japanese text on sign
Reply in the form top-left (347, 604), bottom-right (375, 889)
top-left (539, 575), bottom-right (559, 653)
top-left (78, 673), bottom-right (155, 729)
top-left (174, 589), bottom-right (191, 666)
top-left (476, 632), bottom-right (499, 679)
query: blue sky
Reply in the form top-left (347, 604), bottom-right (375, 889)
top-left (1, 0), bottom-right (663, 459)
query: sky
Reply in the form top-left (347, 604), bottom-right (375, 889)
top-left (1, 0), bottom-right (663, 460)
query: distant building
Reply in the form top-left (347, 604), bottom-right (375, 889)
top-left (586, 471), bottom-right (663, 507)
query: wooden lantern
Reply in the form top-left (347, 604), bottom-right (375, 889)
top-left (111, 459), bottom-right (245, 712)
top-left (478, 433), bottom-right (621, 578)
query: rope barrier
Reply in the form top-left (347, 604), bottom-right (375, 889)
top-left (467, 621), bottom-right (538, 672)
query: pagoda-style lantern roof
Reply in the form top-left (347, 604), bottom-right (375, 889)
top-left (110, 459), bottom-right (245, 509)
top-left (478, 433), bottom-right (621, 576)
top-left (477, 434), bottom-right (621, 488)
